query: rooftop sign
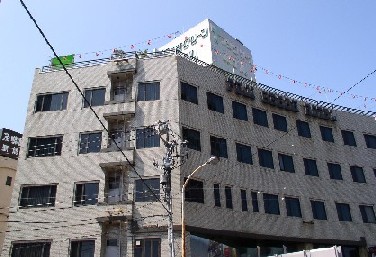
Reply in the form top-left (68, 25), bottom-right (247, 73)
top-left (0, 128), bottom-right (22, 160)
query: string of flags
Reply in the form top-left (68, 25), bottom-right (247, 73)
top-left (212, 48), bottom-right (376, 106)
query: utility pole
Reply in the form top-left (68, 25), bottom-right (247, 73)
top-left (154, 121), bottom-right (187, 257)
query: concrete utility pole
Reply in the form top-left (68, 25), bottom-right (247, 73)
top-left (154, 121), bottom-right (187, 257)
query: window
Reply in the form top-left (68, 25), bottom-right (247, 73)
top-left (181, 82), bottom-right (198, 104)
top-left (341, 130), bottom-right (356, 146)
top-left (320, 126), bottom-right (334, 142)
top-left (311, 200), bottom-right (327, 220)
top-left (136, 128), bottom-right (160, 149)
top-left (206, 92), bottom-right (224, 113)
top-left (182, 127), bottom-right (201, 151)
top-left (20, 185), bottom-right (57, 208)
top-left (11, 241), bottom-right (51, 257)
top-left (272, 114), bottom-right (287, 132)
top-left (35, 92), bottom-right (68, 112)
top-left (359, 205), bottom-right (376, 223)
top-left (225, 186), bottom-right (233, 209)
top-left (185, 179), bottom-right (204, 203)
top-left (232, 101), bottom-right (248, 121)
top-left (135, 178), bottom-right (160, 202)
top-left (134, 238), bottom-right (160, 257)
top-left (296, 120), bottom-right (311, 138)
top-left (327, 163), bottom-right (342, 180)
top-left (241, 189), bottom-right (248, 211)
top-left (251, 192), bottom-right (259, 212)
top-left (263, 193), bottom-right (280, 215)
top-left (285, 197), bottom-right (302, 217)
top-left (27, 136), bottom-right (63, 157)
top-left (210, 136), bottom-right (228, 158)
top-left (364, 134), bottom-right (376, 149)
top-left (304, 158), bottom-right (319, 176)
top-left (258, 149), bottom-right (274, 169)
top-left (350, 166), bottom-right (366, 183)
top-left (236, 143), bottom-right (252, 164)
top-left (214, 183), bottom-right (221, 207)
top-left (278, 153), bottom-right (295, 173)
top-left (70, 240), bottom-right (95, 257)
top-left (6, 176), bottom-right (12, 186)
top-left (336, 203), bottom-right (352, 221)
top-left (252, 108), bottom-right (268, 127)
top-left (79, 132), bottom-right (102, 154)
top-left (137, 82), bottom-right (160, 101)
top-left (74, 182), bottom-right (99, 206)
top-left (83, 88), bottom-right (105, 107)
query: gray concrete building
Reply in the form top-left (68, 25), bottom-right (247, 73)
top-left (1, 49), bottom-right (376, 257)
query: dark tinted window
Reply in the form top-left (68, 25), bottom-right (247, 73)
top-left (36, 92), bottom-right (68, 112)
top-left (79, 132), bottom-right (102, 154)
top-left (84, 88), bottom-right (105, 107)
top-left (341, 130), bottom-right (357, 146)
top-left (74, 182), bottom-right (99, 206)
top-left (225, 186), bottom-right (233, 209)
top-left (214, 184), bottom-right (221, 207)
top-left (311, 200), bottom-right (327, 220)
top-left (70, 240), bottom-right (95, 257)
top-left (137, 82), bottom-right (160, 101)
top-left (136, 128), bottom-right (160, 149)
top-left (135, 178), bottom-right (160, 202)
top-left (364, 134), bottom-right (376, 149)
top-left (258, 149), bottom-right (274, 169)
top-left (232, 101), bottom-right (248, 121)
top-left (251, 192), bottom-right (259, 212)
top-left (182, 127), bottom-right (201, 151)
top-left (327, 163), bottom-right (342, 180)
top-left (336, 203), bottom-right (352, 221)
top-left (285, 197), bottom-right (302, 217)
top-left (296, 120), bottom-right (311, 138)
top-left (272, 114), bottom-right (287, 132)
top-left (278, 153), bottom-right (295, 173)
top-left (134, 238), bottom-right (160, 257)
top-left (236, 143), bottom-right (252, 164)
top-left (27, 136), bottom-right (63, 157)
top-left (350, 166), bottom-right (366, 183)
top-left (210, 136), bottom-right (228, 158)
top-left (207, 92), bottom-right (224, 113)
top-left (304, 158), bottom-right (319, 176)
top-left (252, 108), bottom-right (268, 127)
top-left (12, 242), bottom-right (51, 257)
top-left (185, 179), bottom-right (204, 203)
top-left (359, 205), bottom-right (376, 223)
top-left (5, 176), bottom-right (12, 186)
top-left (320, 126), bottom-right (334, 142)
top-left (181, 82), bottom-right (198, 104)
top-left (241, 189), bottom-right (248, 211)
top-left (20, 185), bottom-right (57, 208)
top-left (263, 193), bottom-right (280, 215)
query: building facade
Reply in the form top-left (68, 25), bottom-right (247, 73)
top-left (2, 47), bottom-right (376, 257)
top-left (0, 128), bottom-right (21, 252)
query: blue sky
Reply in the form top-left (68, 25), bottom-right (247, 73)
top-left (1, 0), bottom-right (375, 133)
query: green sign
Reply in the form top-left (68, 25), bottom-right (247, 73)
top-left (51, 54), bottom-right (74, 67)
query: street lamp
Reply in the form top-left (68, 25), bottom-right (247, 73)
top-left (181, 156), bottom-right (219, 257)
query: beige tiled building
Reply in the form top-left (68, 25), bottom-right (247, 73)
top-left (1, 50), bottom-right (376, 257)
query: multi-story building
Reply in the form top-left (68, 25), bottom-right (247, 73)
top-left (0, 128), bottom-right (21, 252)
top-left (2, 22), bottom-right (376, 257)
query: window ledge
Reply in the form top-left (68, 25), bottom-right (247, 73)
top-left (105, 99), bottom-right (135, 105)
top-left (101, 146), bottom-right (134, 153)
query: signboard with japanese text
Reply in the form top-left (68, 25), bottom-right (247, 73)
top-left (0, 128), bottom-right (22, 159)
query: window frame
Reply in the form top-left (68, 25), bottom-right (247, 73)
top-left (206, 92), bottom-right (224, 113)
top-left (83, 87), bottom-right (106, 108)
top-left (359, 205), bottom-right (376, 223)
top-left (73, 181), bottom-right (99, 206)
top-left (285, 197), bottom-right (302, 218)
top-left (232, 101), bottom-right (248, 121)
top-left (135, 178), bottom-right (160, 202)
top-left (224, 186), bottom-right (233, 209)
top-left (350, 166), bottom-right (366, 183)
top-left (70, 239), bottom-right (95, 257)
top-left (327, 163), bottom-right (343, 180)
top-left (263, 193), bottom-right (280, 215)
top-left (181, 81), bottom-right (198, 104)
top-left (236, 143), bottom-right (253, 164)
top-left (27, 135), bottom-right (63, 158)
top-left (364, 134), bottom-right (376, 149)
top-left (252, 108), bottom-right (268, 127)
top-left (304, 158), bottom-right (319, 177)
top-left (134, 238), bottom-right (161, 257)
top-left (11, 241), bottom-right (51, 257)
top-left (184, 178), bottom-right (204, 204)
top-left (310, 200), bottom-right (327, 220)
top-left (136, 128), bottom-right (160, 149)
top-left (6, 176), bottom-right (12, 186)
top-left (213, 183), bottom-right (221, 207)
top-left (296, 120), bottom-right (311, 138)
top-left (79, 132), bottom-right (102, 154)
top-left (341, 130), bottom-right (357, 147)
top-left (278, 153), bottom-right (295, 173)
top-left (335, 202), bottom-right (352, 221)
top-left (251, 191), bottom-right (259, 212)
top-left (182, 127), bottom-right (201, 151)
top-left (320, 125), bottom-right (334, 143)
top-left (137, 81), bottom-right (160, 101)
top-left (19, 184), bottom-right (57, 208)
top-left (240, 189), bottom-right (248, 211)
top-left (210, 135), bottom-right (228, 158)
top-left (35, 91), bottom-right (69, 112)
top-left (258, 148), bottom-right (274, 169)
top-left (272, 113), bottom-right (287, 132)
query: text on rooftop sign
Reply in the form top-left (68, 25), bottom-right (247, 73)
top-left (0, 128), bottom-right (22, 160)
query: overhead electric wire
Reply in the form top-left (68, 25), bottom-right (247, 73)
top-left (18, 0), bottom-right (169, 214)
